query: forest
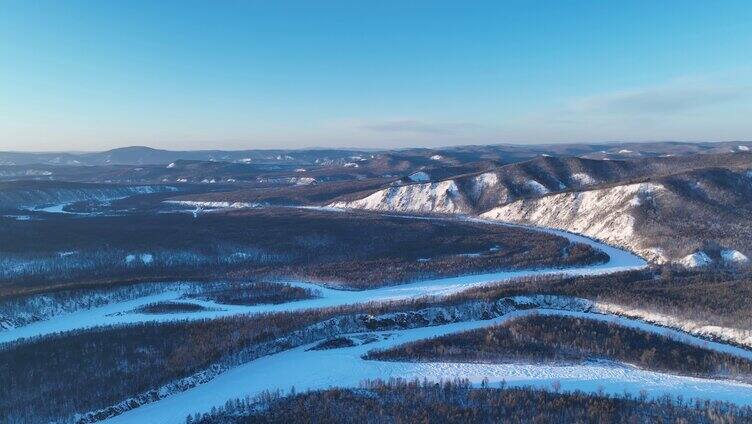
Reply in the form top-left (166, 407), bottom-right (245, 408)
top-left (366, 314), bottom-right (752, 381)
top-left (1, 295), bottom-right (484, 423)
top-left (5, 266), bottom-right (751, 422)
top-left (448, 268), bottom-right (752, 331)
top-left (0, 207), bottom-right (605, 297)
top-left (187, 281), bottom-right (317, 306)
top-left (190, 378), bottom-right (752, 423)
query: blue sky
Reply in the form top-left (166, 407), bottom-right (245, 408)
top-left (1, 0), bottom-right (751, 151)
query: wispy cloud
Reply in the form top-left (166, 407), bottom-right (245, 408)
top-left (360, 119), bottom-right (483, 135)
top-left (570, 79), bottom-right (751, 115)
top-left (496, 74), bottom-right (752, 143)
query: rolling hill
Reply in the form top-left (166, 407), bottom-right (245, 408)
top-left (331, 153), bottom-right (752, 266)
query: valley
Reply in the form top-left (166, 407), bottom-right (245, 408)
top-left (6, 4), bottom-right (752, 422)
top-left (1, 142), bottom-right (751, 423)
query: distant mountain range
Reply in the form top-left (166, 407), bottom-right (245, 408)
top-left (2, 141), bottom-right (751, 166)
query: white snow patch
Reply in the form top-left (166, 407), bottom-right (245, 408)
top-left (295, 177), bottom-right (317, 185)
top-left (3, 215), bottom-right (31, 221)
top-left (165, 200), bottom-right (262, 210)
top-left (331, 180), bottom-right (470, 214)
top-left (408, 171), bottom-right (431, 182)
top-left (679, 251), bottom-right (712, 268)
top-left (166, 162), bottom-right (176, 168)
top-left (526, 180), bottom-right (549, 195)
top-left (642, 248), bottom-right (667, 263)
top-left (469, 172), bottom-right (499, 200)
top-left (738, 145), bottom-right (750, 151)
top-left (721, 249), bottom-right (749, 264)
top-left (125, 253), bottom-right (154, 265)
top-left (430, 154), bottom-right (444, 161)
top-left (618, 149), bottom-right (633, 154)
top-left (570, 173), bottom-right (596, 186)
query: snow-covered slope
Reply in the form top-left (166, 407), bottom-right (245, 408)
top-left (481, 167), bottom-right (752, 265)
top-left (330, 154), bottom-right (748, 216)
top-left (332, 153), bottom-right (752, 266)
top-left (331, 180), bottom-right (472, 214)
top-left (481, 182), bottom-right (667, 262)
top-left (331, 156), bottom-right (617, 214)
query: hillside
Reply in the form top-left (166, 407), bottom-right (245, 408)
top-left (331, 153), bottom-right (752, 213)
top-left (481, 167), bottom-right (752, 265)
top-left (331, 153), bottom-right (752, 266)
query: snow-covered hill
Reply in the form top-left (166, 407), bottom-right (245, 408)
top-left (332, 156), bottom-right (627, 213)
top-left (332, 154), bottom-right (752, 215)
top-left (480, 182), bottom-right (668, 262)
top-left (332, 155), bottom-right (752, 266)
top-left (481, 168), bottom-right (752, 265)
top-left (331, 180), bottom-right (472, 214)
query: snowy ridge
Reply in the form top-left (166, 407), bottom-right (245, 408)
top-left (679, 251), bottom-right (713, 268)
top-left (721, 249), bottom-right (750, 265)
top-left (570, 172), bottom-right (597, 186)
top-left (330, 160), bottom-right (752, 266)
top-left (470, 172), bottom-right (500, 201)
top-left (481, 183), bottom-right (666, 263)
top-left (328, 156), bottom-right (642, 215)
top-left (331, 180), bottom-right (471, 214)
